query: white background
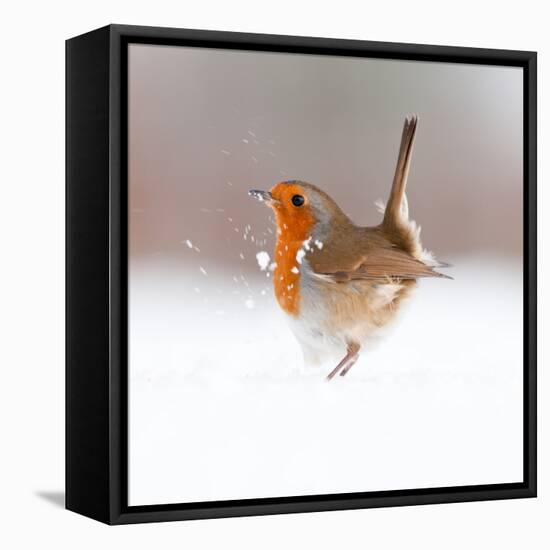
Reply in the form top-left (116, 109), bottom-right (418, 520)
top-left (0, 0), bottom-right (546, 548)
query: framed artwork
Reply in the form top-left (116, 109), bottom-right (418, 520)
top-left (66, 24), bottom-right (537, 524)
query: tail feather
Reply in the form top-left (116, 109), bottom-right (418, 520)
top-left (383, 115), bottom-right (418, 231)
top-left (379, 115), bottom-right (452, 277)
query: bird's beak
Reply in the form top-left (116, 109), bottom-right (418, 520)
top-left (248, 189), bottom-right (278, 206)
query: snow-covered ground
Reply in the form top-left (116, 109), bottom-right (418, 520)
top-left (128, 256), bottom-right (523, 506)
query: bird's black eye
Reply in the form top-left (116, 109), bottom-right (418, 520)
top-left (291, 194), bottom-right (305, 207)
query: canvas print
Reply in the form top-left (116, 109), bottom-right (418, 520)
top-left (128, 44), bottom-right (523, 506)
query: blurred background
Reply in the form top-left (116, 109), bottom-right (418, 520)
top-left (127, 44), bottom-right (524, 506)
top-left (128, 44), bottom-right (523, 266)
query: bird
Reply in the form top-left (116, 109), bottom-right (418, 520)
top-left (249, 115), bottom-right (450, 380)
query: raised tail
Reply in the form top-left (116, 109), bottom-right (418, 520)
top-left (383, 115), bottom-right (418, 232)
top-left (379, 115), bottom-right (451, 277)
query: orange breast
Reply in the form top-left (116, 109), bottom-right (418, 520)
top-left (269, 181), bottom-right (316, 317)
top-left (273, 238), bottom-right (303, 316)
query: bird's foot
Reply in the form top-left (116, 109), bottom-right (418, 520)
top-left (339, 356), bottom-right (359, 377)
top-left (326, 343), bottom-right (360, 381)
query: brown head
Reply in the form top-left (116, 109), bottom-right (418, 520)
top-left (249, 180), bottom-right (352, 316)
top-left (249, 180), bottom-right (350, 243)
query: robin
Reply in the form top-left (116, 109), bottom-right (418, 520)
top-left (249, 116), bottom-right (450, 380)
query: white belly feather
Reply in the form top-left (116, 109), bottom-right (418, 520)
top-left (286, 259), bottom-right (414, 365)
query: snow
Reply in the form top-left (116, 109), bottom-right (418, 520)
top-left (295, 237), bottom-right (315, 265)
top-left (128, 256), bottom-right (523, 506)
top-left (183, 239), bottom-right (200, 252)
top-left (256, 251), bottom-right (270, 271)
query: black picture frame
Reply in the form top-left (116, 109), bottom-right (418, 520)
top-left (66, 23), bottom-right (537, 525)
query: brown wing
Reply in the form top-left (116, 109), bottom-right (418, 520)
top-left (308, 229), bottom-right (451, 282)
top-left (322, 247), bottom-right (450, 282)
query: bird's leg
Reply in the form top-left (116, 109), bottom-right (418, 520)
top-left (326, 342), bottom-right (361, 381)
top-left (339, 354), bottom-right (360, 377)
